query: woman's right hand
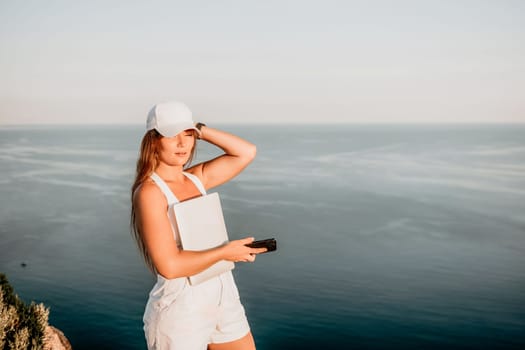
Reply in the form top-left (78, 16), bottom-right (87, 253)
top-left (222, 237), bottom-right (267, 263)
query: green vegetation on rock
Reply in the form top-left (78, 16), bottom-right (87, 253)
top-left (0, 273), bottom-right (49, 350)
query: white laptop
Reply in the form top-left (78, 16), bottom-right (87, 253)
top-left (169, 192), bottom-right (234, 285)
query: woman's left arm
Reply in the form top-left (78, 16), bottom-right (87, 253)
top-left (189, 125), bottom-right (257, 189)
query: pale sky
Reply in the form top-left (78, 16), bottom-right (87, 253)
top-left (0, 0), bottom-right (524, 125)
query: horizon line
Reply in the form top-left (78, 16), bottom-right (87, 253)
top-left (1, 121), bottom-right (525, 129)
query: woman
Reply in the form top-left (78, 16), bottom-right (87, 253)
top-left (131, 101), bottom-right (266, 350)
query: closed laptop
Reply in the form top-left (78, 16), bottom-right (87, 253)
top-left (170, 192), bottom-right (234, 285)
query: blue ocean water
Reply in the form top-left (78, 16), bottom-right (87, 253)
top-left (0, 124), bottom-right (524, 349)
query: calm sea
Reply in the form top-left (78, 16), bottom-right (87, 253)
top-left (0, 124), bottom-right (524, 349)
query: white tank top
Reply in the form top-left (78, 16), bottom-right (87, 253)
top-left (149, 171), bottom-right (207, 249)
top-left (150, 171), bottom-right (207, 205)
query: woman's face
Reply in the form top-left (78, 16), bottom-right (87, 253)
top-left (157, 129), bottom-right (196, 167)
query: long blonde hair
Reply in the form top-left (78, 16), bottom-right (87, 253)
top-left (130, 129), bottom-right (197, 273)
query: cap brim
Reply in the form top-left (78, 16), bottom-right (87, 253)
top-left (155, 122), bottom-right (201, 137)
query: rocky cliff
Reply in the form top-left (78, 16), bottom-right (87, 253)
top-left (0, 273), bottom-right (72, 350)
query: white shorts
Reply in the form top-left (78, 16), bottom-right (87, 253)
top-left (143, 271), bottom-right (250, 350)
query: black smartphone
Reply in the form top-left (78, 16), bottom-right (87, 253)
top-left (245, 238), bottom-right (277, 253)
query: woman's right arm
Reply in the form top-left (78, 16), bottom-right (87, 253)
top-left (134, 182), bottom-right (265, 279)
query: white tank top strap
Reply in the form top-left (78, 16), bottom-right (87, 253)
top-left (183, 172), bottom-right (207, 195)
top-left (150, 172), bottom-right (179, 205)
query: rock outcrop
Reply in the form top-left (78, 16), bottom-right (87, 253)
top-left (43, 326), bottom-right (72, 350)
top-left (1, 273), bottom-right (72, 349)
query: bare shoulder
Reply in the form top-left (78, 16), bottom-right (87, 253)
top-left (133, 179), bottom-right (166, 208)
top-left (185, 163), bottom-right (205, 182)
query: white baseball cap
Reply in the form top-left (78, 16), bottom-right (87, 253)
top-left (146, 101), bottom-right (200, 137)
